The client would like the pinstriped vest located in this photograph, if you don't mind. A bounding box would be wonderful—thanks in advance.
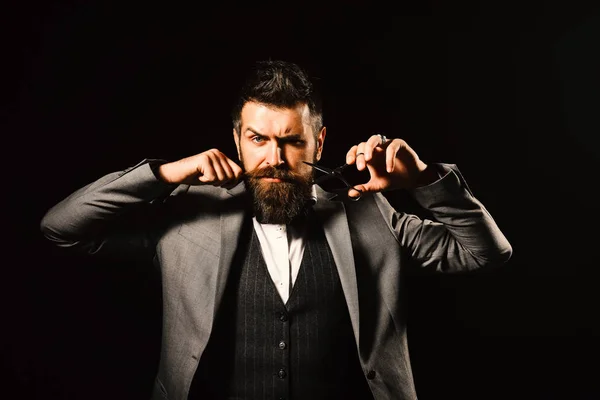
[189,211,373,400]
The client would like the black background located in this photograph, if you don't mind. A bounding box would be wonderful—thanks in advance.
[3,1,600,399]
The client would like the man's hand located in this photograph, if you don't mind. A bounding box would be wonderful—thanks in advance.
[345,135,430,198]
[157,149,243,188]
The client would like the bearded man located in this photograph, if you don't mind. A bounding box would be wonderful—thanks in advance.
[40,60,512,400]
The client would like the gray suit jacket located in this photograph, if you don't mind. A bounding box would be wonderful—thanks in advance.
[40,159,512,400]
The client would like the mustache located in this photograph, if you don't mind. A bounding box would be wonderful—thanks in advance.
[245,165,307,182]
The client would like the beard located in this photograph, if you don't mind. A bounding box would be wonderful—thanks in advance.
[243,164,314,225]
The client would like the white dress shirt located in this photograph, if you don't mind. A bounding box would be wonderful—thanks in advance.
[252,186,317,304]
[252,219,306,304]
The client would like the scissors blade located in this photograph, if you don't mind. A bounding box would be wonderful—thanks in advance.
[302,161,334,175]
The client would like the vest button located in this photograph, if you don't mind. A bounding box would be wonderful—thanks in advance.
[277,368,287,379]
[366,370,376,380]
[278,340,287,350]
[278,312,288,322]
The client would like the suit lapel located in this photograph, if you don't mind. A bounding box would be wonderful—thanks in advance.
[215,183,248,309]
[313,187,360,347]
[199,184,360,347]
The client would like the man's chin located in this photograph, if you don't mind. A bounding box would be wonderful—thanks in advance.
[247,180,311,224]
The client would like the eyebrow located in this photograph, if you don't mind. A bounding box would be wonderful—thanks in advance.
[244,127,265,137]
[245,127,305,141]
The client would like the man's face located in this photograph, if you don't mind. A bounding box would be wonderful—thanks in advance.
[234,101,325,177]
[233,101,326,224]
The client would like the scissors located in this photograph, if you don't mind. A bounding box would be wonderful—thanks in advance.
[303,161,363,201]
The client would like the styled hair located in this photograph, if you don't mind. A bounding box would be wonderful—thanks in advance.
[232,60,323,137]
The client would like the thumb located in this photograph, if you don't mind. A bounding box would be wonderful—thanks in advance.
[197,171,214,183]
[347,165,380,199]
[347,184,367,200]
[348,181,380,197]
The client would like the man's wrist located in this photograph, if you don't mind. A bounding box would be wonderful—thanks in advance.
[149,161,172,184]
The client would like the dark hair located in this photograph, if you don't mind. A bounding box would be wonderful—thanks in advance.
[232,60,323,137]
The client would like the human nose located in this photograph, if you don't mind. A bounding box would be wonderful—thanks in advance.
[265,141,285,166]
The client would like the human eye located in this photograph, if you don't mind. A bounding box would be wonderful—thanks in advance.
[284,137,305,146]
[251,136,265,144]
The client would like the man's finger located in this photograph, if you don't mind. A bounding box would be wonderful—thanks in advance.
[385,139,401,173]
[223,159,244,188]
[205,152,227,182]
[355,142,367,171]
[346,145,359,165]
[217,156,236,181]
[227,158,244,180]
[216,156,244,188]
[363,134,384,162]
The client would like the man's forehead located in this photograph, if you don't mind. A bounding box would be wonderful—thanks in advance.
[241,102,312,133]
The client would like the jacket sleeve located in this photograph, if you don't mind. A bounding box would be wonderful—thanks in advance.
[39,159,183,259]
[373,163,513,272]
